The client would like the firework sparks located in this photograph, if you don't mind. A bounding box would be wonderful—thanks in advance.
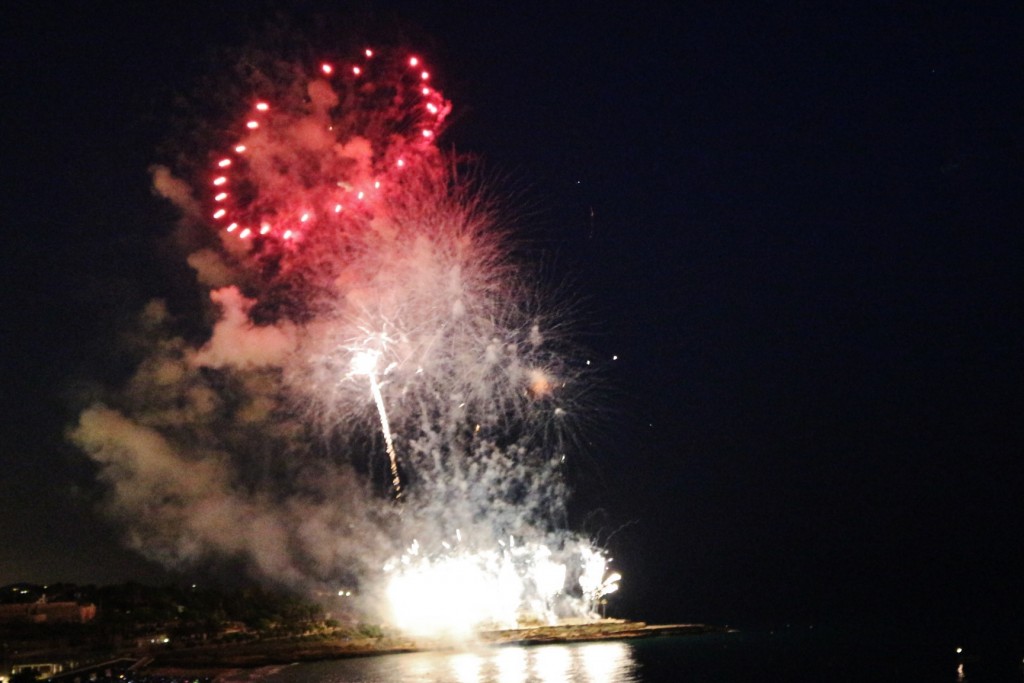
[383,533,616,637]
[349,347,401,499]
[203,48,451,278]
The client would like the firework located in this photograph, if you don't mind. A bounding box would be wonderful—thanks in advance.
[202,48,452,297]
[199,46,618,633]
[75,44,619,638]
[383,533,619,636]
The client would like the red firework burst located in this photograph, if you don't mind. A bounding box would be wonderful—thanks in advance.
[205,48,451,263]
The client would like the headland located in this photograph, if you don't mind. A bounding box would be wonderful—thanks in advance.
[142,620,729,678]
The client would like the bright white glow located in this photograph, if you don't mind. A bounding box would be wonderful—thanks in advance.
[386,547,522,637]
[255,102,269,112]
[495,647,528,683]
[384,538,618,638]
[217,158,231,168]
[534,549,567,599]
[534,646,571,683]
[450,653,482,683]
[350,350,379,376]
[213,209,226,219]
[578,547,621,612]
[580,642,634,681]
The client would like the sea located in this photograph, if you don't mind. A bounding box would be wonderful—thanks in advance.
[218,625,1024,683]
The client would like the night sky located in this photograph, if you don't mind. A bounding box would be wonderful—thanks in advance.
[3,2,1023,638]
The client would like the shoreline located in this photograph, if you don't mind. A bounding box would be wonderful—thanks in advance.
[144,621,730,677]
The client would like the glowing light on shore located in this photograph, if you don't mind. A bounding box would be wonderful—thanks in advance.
[384,538,618,637]
[386,546,521,637]
[578,547,622,612]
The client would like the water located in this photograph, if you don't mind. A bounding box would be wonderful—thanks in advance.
[228,627,1024,683]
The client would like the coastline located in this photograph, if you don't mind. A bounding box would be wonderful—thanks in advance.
[144,621,730,677]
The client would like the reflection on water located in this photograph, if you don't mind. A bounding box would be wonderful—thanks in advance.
[451,651,482,683]
[495,647,528,683]
[214,629,1024,683]
[256,640,638,683]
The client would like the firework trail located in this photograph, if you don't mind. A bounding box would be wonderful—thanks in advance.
[349,349,401,498]
[71,44,619,636]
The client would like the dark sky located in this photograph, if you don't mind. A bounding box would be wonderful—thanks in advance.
[3,2,1023,636]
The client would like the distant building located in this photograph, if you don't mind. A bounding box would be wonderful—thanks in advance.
[0,600,96,624]
[10,662,65,678]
